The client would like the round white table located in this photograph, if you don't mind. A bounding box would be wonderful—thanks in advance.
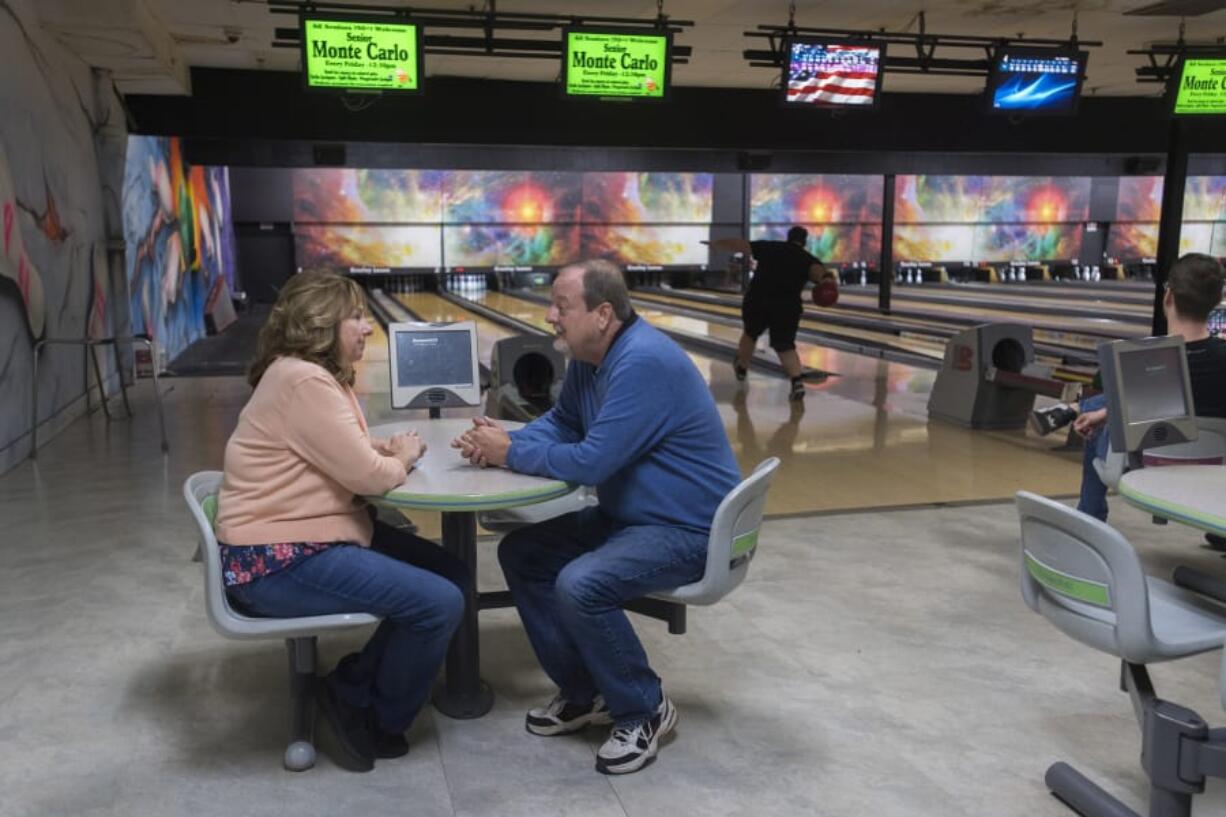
[368,418,575,718]
[1118,465,1226,537]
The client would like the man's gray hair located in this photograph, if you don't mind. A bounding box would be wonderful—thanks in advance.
[569,259,634,321]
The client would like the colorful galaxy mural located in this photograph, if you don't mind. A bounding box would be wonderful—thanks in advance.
[444,171,582,225]
[583,225,710,267]
[123,136,235,363]
[1184,176,1226,222]
[583,173,712,224]
[1116,176,1163,222]
[444,224,579,268]
[893,225,975,262]
[895,175,1089,223]
[894,176,986,223]
[1105,223,1158,261]
[290,169,713,270]
[974,223,1084,262]
[1107,176,1226,261]
[292,168,443,223]
[296,225,442,271]
[749,174,882,224]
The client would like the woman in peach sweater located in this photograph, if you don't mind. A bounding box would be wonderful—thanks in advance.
[215,272,466,772]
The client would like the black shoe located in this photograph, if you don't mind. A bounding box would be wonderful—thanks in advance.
[1029,403,1077,436]
[373,729,410,759]
[789,379,805,401]
[1206,533,1226,552]
[734,363,748,382]
[315,679,375,772]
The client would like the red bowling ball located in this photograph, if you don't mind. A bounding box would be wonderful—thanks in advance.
[811,279,839,307]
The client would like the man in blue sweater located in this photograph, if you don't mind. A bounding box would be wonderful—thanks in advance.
[452,259,741,775]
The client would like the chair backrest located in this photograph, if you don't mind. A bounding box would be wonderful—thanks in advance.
[184,471,246,638]
[661,457,780,606]
[182,471,378,639]
[1016,490,1157,662]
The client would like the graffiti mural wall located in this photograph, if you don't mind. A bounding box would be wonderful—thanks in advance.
[123,136,235,365]
[0,0,129,472]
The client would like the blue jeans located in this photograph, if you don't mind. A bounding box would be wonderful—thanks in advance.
[227,521,468,734]
[1077,393,1111,521]
[498,507,707,727]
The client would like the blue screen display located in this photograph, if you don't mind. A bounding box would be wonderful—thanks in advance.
[989,52,1081,115]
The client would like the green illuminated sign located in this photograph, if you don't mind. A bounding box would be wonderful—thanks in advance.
[1173,58,1226,115]
[302,18,421,92]
[564,30,669,99]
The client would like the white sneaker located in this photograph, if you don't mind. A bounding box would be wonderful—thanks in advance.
[525,693,612,736]
[595,694,677,775]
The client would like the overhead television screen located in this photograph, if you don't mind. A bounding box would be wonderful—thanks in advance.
[563,27,670,100]
[1171,58,1226,115]
[301,15,423,93]
[986,48,1084,116]
[782,39,885,108]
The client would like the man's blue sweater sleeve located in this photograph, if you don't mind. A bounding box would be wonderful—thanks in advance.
[507,354,669,483]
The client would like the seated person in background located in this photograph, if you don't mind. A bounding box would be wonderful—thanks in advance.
[1033,253,1226,522]
[215,271,467,772]
[451,260,741,775]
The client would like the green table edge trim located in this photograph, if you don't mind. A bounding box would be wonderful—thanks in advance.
[376,482,576,512]
[1024,550,1112,608]
[1119,480,1226,536]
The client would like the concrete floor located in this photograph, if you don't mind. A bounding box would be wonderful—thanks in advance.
[2,376,1225,817]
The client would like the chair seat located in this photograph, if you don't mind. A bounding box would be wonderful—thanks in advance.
[1147,578,1226,659]
[209,608,379,641]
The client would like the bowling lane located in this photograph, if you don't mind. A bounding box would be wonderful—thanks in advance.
[845,283,1153,317]
[354,299,391,396]
[461,290,730,378]
[390,292,517,367]
[835,290,1148,340]
[487,288,948,408]
[950,279,1155,304]
[632,290,950,363]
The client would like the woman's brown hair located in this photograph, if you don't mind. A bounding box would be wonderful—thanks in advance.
[248,272,366,388]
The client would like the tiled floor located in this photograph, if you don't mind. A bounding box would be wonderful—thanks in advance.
[3,372,1225,816]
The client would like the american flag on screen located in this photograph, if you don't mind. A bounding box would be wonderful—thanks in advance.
[786,43,881,106]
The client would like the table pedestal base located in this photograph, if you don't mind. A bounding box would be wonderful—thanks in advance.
[432,680,494,720]
[435,510,494,719]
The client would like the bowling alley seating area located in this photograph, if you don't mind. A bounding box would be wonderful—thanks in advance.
[5,1,1226,816]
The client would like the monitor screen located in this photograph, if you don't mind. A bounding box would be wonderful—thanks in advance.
[1171,57,1226,115]
[783,40,885,108]
[1118,344,1190,422]
[986,48,1084,116]
[301,16,423,93]
[394,329,475,387]
[563,28,670,100]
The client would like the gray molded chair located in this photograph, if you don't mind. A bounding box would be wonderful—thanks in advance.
[1016,490,1226,817]
[479,458,780,628]
[651,457,780,606]
[183,471,379,772]
[1093,417,1226,491]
